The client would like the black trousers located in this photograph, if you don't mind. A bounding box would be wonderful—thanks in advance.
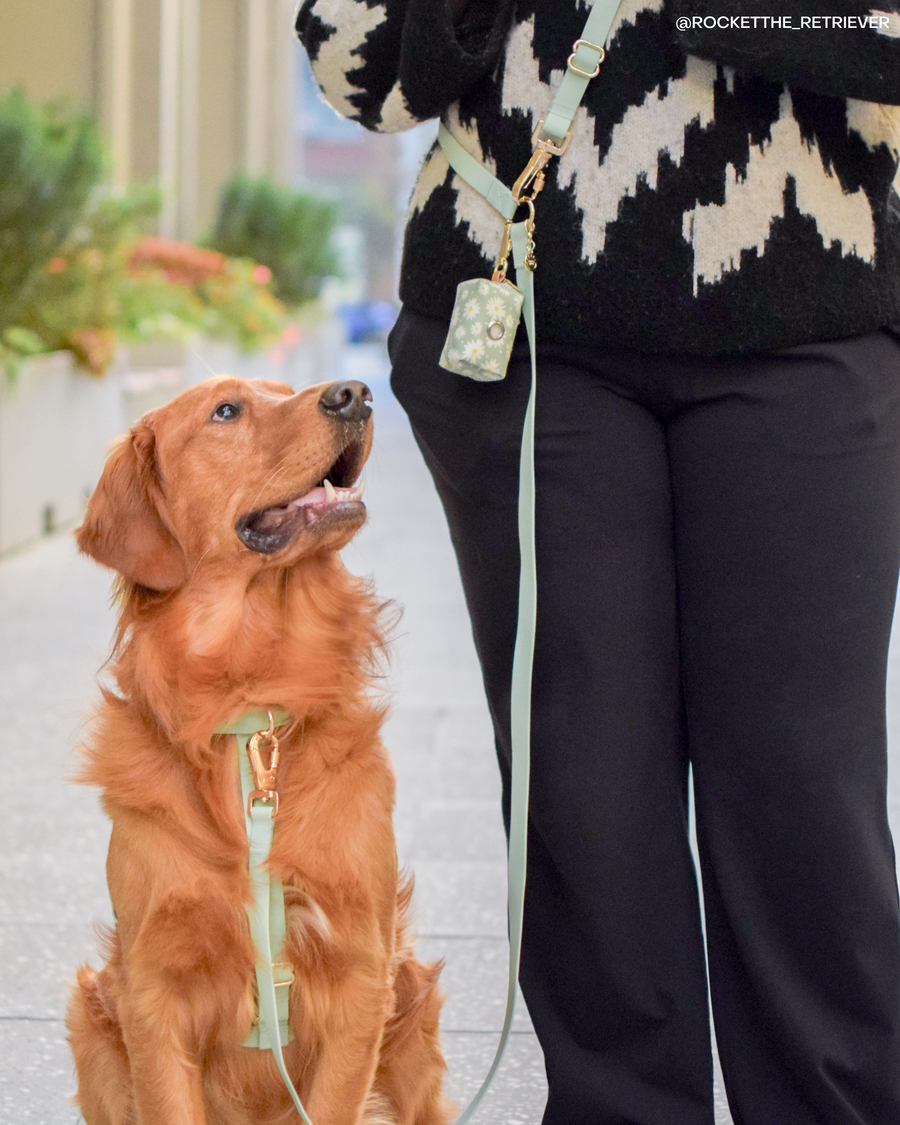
[389,309,900,1125]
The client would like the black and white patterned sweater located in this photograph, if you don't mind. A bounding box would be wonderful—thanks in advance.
[296,0,900,355]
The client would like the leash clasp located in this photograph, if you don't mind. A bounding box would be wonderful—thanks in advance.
[511,120,572,204]
[247,710,281,815]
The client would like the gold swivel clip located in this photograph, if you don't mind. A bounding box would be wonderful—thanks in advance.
[247,710,281,815]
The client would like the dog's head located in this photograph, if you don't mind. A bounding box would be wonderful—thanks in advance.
[77,376,373,591]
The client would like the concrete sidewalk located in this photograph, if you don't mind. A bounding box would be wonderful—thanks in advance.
[3,343,900,1124]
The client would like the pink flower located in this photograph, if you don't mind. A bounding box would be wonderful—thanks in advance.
[47,257,67,274]
[252,264,272,284]
[282,324,302,346]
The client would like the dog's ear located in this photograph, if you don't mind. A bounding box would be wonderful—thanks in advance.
[77,423,187,591]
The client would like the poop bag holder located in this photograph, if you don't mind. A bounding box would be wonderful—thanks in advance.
[439,276,524,382]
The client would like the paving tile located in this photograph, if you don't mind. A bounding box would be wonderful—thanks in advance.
[388,707,502,799]
[408,861,509,939]
[441,1031,547,1125]
[0,1019,83,1124]
[416,936,534,1034]
[0,807,110,926]
[0,924,99,1020]
[0,790,108,852]
[401,799,507,864]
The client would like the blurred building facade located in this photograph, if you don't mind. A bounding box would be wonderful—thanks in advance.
[0,0,431,303]
[0,0,298,240]
[294,55,435,305]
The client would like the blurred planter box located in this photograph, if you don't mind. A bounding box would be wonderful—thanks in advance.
[0,351,124,555]
[119,343,186,427]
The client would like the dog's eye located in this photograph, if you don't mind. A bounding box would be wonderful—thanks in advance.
[211,402,242,423]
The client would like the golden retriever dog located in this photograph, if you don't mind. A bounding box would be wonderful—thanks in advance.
[67,376,453,1125]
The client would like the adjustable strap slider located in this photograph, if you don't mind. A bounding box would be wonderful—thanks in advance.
[567,38,605,79]
[273,961,294,989]
[252,962,294,1023]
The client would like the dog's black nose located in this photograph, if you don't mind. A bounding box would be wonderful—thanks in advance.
[318,381,372,423]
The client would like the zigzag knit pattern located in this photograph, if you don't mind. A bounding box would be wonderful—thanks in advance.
[297,0,900,355]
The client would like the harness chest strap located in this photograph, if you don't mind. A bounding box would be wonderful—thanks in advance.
[230,709,294,1049]
[216,709,313,1125]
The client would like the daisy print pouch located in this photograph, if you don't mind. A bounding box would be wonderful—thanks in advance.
[439,277,523,382]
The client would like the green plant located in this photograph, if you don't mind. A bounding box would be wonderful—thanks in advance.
[12,184,159,371]
[0,88,106,337]
[208,175,339,306]
[2,185,286,375]
[0,92,289,376]
[124,236,285,355]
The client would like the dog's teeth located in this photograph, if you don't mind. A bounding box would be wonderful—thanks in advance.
[356,479,366,500]
[323,479,336,502]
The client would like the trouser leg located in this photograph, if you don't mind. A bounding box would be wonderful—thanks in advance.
[389,310,714,1125]
[666,331,900,1125]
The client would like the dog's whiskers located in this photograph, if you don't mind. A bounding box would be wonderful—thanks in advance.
[189,544,214,581]
[247,461,289,512]
[188,345,220,379]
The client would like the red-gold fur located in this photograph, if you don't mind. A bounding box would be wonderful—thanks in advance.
[67,376,453,1125]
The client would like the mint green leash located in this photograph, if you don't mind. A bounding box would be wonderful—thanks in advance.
[214,6,621,1121]
[437,3,622,1120]
[231,708,294,1050]
[451,221,538,1125]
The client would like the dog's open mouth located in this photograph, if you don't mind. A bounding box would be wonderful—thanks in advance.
[236,439,368,554]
